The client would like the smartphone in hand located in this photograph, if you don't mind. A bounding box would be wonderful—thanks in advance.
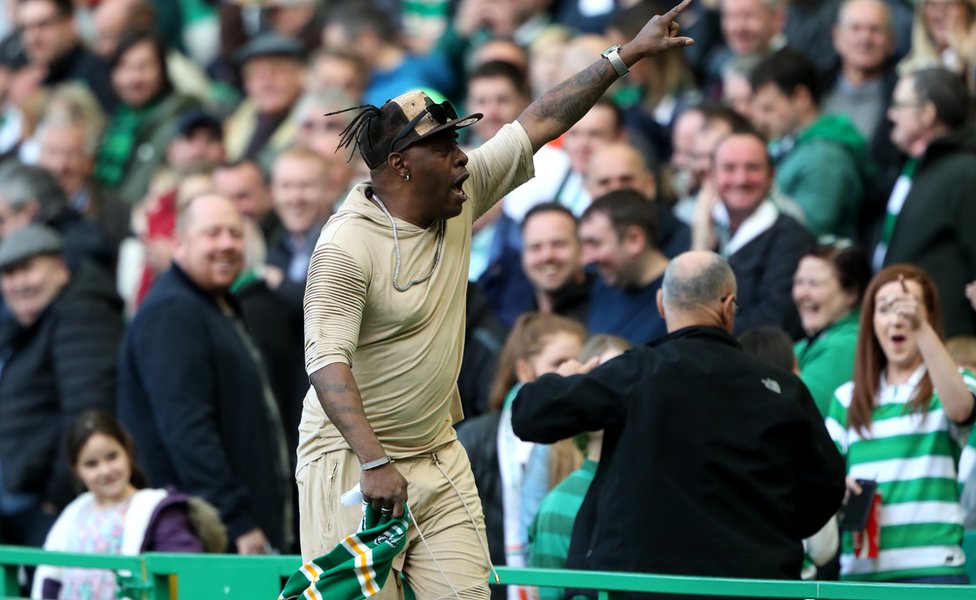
[839,479,878,531]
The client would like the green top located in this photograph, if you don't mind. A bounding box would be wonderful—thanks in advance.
[825,367,976,581]
[528,460,598,600]
[794,310,860,416]
[773,114,875,238]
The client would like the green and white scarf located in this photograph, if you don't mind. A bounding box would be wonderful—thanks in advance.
[872,158,916,271]
[94,100,159,187]
[279,505,410,600]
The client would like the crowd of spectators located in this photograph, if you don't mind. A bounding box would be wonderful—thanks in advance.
[0,0,975,596]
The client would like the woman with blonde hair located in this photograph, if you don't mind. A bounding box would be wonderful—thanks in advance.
[899,0,976,76]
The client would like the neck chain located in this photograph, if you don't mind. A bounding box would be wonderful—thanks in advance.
[372,194,446,292]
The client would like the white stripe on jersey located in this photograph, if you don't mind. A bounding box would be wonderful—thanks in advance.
[880,501,963,527]
[841,545,965,575]
[848,455,958,484]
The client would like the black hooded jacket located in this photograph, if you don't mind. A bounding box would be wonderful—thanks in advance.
[513,326,845,597]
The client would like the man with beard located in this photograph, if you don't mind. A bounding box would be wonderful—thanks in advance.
[584,141,691,259]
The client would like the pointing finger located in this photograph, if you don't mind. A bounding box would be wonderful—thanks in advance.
[663,0,693,21]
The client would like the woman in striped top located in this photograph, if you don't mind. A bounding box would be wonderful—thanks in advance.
[825,264,976,583]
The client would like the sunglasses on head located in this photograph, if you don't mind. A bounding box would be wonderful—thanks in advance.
[389,100,458,154]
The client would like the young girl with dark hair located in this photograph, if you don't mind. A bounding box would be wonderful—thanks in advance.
[32,411,224,599]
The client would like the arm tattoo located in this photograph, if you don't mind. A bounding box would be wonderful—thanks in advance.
[320,383,360,394]
[526,60,614,130]
[327,404,366,416]
[322,398,367,438]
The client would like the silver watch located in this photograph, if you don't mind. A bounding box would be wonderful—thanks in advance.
[601,44,629,78]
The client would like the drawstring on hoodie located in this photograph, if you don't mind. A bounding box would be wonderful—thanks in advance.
[371,193,446,292]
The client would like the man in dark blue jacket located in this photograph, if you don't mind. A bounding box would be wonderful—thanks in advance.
[513,251,845,598]
[118,193,291,554]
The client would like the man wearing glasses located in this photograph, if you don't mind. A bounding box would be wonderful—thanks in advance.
[512,250,845,585]
[14,0,116,111]
[876,67,976,338]
[298,2,695,597]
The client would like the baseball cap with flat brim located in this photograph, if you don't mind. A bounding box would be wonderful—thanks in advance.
[359,90,481,170]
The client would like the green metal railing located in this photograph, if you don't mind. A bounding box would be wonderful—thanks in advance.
[0,547,145,598]
[2,544,975,599]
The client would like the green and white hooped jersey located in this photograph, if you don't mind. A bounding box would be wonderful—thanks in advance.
[960,415,976,492]
[825,365,976,581]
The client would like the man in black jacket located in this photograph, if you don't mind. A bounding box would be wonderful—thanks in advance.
[877,67,976,337]
[512,251,845,598]
[118,193,292,554]
[0,225,122,546]
[691,131,812,337]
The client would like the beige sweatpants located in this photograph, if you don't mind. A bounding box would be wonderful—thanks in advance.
[297,440,492,599]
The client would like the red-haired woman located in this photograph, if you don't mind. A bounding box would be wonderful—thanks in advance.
[825,264,976,583]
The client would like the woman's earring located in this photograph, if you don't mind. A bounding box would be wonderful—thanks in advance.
[404,174,410,182]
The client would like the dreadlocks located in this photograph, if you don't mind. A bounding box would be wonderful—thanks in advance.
[327,104,383,168]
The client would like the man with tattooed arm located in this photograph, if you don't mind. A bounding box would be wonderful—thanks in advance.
[296,2,695,597]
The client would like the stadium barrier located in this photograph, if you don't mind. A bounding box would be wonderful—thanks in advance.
[1,536,975,599]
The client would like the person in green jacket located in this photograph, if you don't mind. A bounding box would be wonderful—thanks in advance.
[750,48,876,239]
[792,242,871,415]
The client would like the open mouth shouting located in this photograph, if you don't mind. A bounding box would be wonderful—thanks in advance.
[452,172,469,201]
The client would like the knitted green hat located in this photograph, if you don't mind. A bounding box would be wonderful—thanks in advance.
[279,505,410,600]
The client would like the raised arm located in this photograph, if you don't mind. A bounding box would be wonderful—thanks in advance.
[516,0,694,153]
[915,321,975,424]
[884,277,974,424]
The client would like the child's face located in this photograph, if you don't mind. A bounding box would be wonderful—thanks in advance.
[75,433,133,506]
[518,331,585,384]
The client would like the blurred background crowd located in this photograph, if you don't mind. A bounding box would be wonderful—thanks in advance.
[0,0,975,597]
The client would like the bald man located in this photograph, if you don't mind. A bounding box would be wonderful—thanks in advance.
[513,251,845,585]
[584,141,690,258]
[118,194,292,555]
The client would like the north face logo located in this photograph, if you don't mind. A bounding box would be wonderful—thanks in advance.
[762,378,781,394]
